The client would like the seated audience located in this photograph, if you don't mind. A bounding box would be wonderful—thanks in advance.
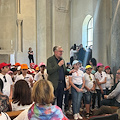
[16,64,33,87]
[0,63,13,99]
[14,80,68,120]
[11,80,32,111]
[34,62,48,81]
[0,79,10,112]
[101,69,120,107]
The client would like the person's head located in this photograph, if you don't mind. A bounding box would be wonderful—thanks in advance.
[116,69,120,80]
[53,46,63,59]
[35,67,39,73]
[78,60,82,67]
[39,62,46,73]
[29,47,32,51]
[72,60,79,70]
[0,63,10,74]
[85,65,92,74]
[15,63,21,68]
[17,66,21,75]
[79,44,83,48]
[30,63,35,69]
[105,66,112,74]
[89,58,97,66]
[97,63,104,72]
[11,68,17,75]
[13,80,32,106]
[32,80,54,105]
[67,63,71,67]
[0,79,3,93]
[21,64,28,75]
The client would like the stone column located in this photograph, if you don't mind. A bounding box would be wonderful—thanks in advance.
[17,19,23,52]
[111,0,120,74]
[92,0,111,65]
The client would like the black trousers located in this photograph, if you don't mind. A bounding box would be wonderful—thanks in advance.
[70,57,74,65]
[54,82,64,109]
[29,57,34,63]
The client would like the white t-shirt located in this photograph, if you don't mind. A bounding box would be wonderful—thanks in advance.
[95,71,107,90]
[0,73,13,97]
[106,74,114,90]
[84,73,95,92]
[71,69,84,85]
[34,71,48,81]
[0,112,11,120]
[70,49,77,58]
[15,74,33,87]
[11,102,32,111]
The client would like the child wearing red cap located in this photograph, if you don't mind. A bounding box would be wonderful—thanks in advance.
[95,63,107,108]
[0,63,13,99]
[104,66,114,95]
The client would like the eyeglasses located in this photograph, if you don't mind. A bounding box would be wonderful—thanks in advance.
[58,51,64,53]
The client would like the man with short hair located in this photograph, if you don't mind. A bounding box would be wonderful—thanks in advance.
[101,69,120,107]
[47,46,74,108]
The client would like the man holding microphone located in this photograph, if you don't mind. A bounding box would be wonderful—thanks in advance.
[47,46,74,109]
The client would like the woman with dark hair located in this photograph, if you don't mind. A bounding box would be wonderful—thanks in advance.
[89,58,97,75]
[11,80,32,111]
[28,47,34,64]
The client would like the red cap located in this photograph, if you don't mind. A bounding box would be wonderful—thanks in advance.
[105,66,110,70]
[0,63,11,70]
[15,63,21,66]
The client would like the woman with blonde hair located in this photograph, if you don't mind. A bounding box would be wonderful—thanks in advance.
[14,80,68,120]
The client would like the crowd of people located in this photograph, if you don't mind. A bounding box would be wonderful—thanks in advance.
[0,45,120,120]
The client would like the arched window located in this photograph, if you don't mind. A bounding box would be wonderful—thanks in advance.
[82,15,93,48]
[87,17,93,47]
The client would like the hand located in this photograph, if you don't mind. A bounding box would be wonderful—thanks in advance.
[76,88,83,92]
[104,95,108,99]
[87,88,91,92]
[90,87,95,91]
[69,69,77,74]
[29,78,33,83]
[58,60,64,66]
[64,88,67,91]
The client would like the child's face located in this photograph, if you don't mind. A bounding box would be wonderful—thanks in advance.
[73,63,79,70]
[1,66,9,73]
[78,63,82,67]
[40,66,45,72]
[21,69,28,74]
[105,68,110,74]
[86,68,92,74]
[98,66,103,71]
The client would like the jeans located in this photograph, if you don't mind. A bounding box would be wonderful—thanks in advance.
[84,92,92,104]
[96,89,106,108]
[71,84,83,114]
